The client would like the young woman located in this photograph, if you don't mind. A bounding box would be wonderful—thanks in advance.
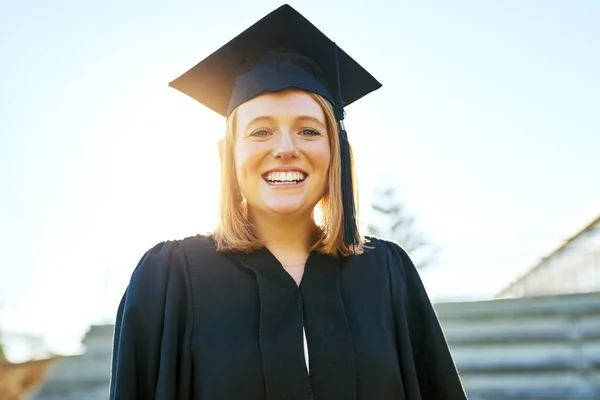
[110,5,467,400]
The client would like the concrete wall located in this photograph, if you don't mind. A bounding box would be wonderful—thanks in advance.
[31,293,600,399]
[439,291,600,399]
[30,326,113,400]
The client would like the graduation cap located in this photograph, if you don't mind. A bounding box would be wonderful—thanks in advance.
[169,4,381,247]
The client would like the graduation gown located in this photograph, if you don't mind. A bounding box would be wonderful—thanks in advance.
[110,235,467,400]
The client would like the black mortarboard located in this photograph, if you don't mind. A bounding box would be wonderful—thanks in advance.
[169,4,381,247]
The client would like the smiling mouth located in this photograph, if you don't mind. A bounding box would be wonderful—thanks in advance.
[262,171,307,186]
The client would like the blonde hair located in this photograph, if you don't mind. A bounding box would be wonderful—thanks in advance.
[213,92,364,256]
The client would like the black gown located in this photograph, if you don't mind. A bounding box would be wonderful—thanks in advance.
[109,235,467,399]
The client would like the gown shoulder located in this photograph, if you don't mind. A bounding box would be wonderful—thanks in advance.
[360,236,468,399]
[109,235,213,399]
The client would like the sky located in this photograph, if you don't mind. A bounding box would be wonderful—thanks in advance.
[1,0,599,359]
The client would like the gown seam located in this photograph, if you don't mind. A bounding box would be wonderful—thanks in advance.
[181,237,200,400]
[389,240,437,397]
[181,238,197,352]
[335,257,359,400]
[239,260,271,398]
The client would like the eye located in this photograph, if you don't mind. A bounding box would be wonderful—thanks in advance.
[300,128,322,137]
[249,129,271,137]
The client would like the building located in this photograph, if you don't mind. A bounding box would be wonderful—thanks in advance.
[30,216,600,398]
[30,326,113,400]
[498,215,600,298]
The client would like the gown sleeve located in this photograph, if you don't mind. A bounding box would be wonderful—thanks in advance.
[385,240,468,400]
[109,240,193,400]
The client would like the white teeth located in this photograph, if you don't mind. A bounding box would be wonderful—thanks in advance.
[265,171,306,184]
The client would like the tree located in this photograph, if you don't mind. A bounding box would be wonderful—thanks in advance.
[0,340,5,364]
[0,299,5,364]
[367,186,438,269]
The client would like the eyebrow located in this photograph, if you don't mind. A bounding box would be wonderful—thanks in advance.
[296,115,326,129]
[244,116,274,130]
[244,115,326,130]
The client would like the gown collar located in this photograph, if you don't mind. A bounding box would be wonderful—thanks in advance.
[235,247,358,399]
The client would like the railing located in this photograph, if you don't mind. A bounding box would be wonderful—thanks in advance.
[437,291,600,399]
[32,291,600,399]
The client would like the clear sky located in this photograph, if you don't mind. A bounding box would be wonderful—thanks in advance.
[1,0,599,359]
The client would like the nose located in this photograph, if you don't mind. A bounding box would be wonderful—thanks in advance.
[272,130,299,160]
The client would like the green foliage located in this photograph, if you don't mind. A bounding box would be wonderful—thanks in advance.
[367,186,438,269]
[0,336,5,364]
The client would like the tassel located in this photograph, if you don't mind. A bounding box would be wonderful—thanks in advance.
[335,103,359,248]
[333,43,359,248]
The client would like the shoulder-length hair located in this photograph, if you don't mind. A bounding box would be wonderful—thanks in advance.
[213,91,364,257]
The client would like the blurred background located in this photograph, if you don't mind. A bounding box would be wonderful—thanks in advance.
[1,0,599,398]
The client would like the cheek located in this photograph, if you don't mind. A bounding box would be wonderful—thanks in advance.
[234,144,263,182]
[312,143,331,175]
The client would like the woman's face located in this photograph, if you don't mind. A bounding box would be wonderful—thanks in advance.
[234,89,331,219]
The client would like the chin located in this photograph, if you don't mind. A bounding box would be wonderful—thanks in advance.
[261,197,315,216]
[265,203,307,215]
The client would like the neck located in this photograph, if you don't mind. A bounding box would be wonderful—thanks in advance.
[249,208,318,265]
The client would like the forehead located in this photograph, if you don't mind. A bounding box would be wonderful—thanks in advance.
[235,89,325,126]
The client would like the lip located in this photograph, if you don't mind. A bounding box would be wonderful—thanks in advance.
[263,178,307,189]
[262,166,309,176]
[261,166,308,188]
